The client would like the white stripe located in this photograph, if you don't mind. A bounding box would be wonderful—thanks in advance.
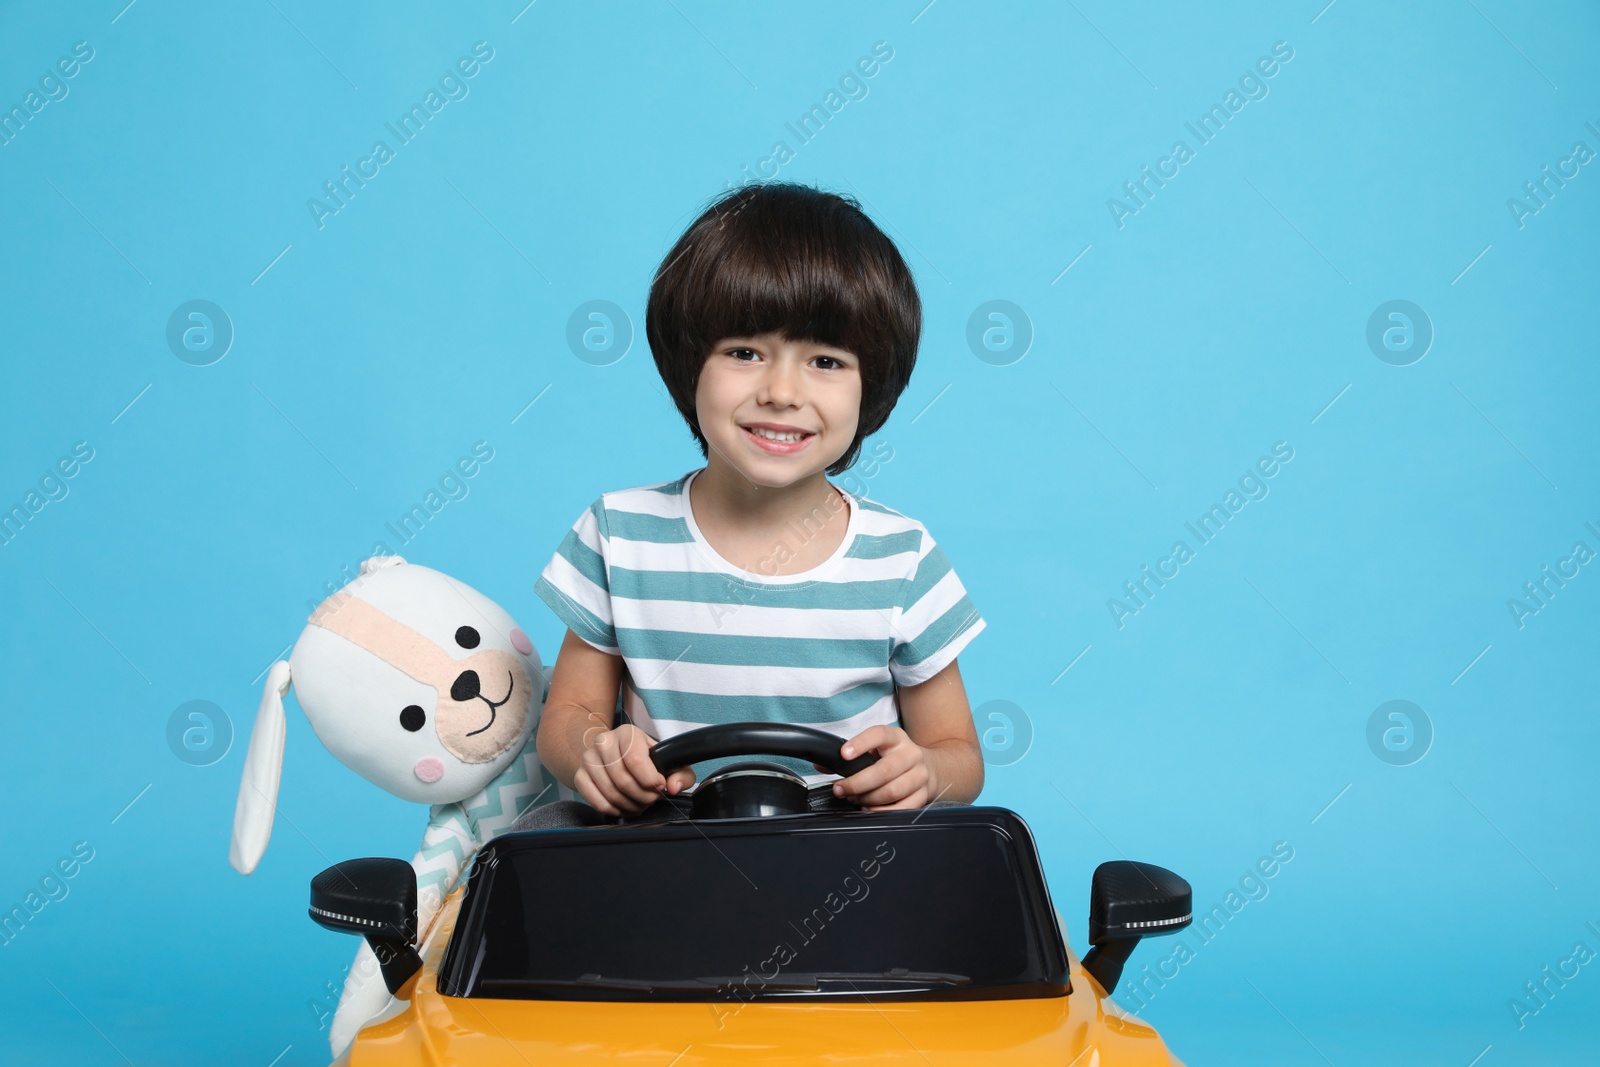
[624,658,895,698]
[615,541,915,583]
[891,617,985,687]
[614,597,908,639]
[900,569,974,632]
[540,554,612,627]
[631,693,896,738]
[603,483,684,520]
[570,504,606,549]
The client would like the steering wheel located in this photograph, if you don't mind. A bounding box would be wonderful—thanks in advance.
[645,722,880,820]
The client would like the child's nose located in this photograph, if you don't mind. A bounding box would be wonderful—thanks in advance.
[759,361,800,404]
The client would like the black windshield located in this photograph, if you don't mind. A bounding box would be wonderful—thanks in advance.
[438,807,1069,1001]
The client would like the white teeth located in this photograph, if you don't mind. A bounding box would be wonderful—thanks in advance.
[748,427,807,443]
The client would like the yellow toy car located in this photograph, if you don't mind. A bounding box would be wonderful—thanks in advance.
[309,723,1193,1065]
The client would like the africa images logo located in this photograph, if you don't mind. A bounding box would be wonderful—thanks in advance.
[1107,441,1295,629]
[306,42,495,230]
[1107,41,1295,229]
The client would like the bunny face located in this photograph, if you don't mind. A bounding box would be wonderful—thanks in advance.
[287,560,544,804]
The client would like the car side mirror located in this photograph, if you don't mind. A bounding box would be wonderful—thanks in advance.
[309,857,423,997]
[1080,860,1192,995]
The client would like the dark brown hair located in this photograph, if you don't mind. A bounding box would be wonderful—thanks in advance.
[645,182,921,475]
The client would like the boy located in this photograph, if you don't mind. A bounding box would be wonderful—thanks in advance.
[534,182,986,818]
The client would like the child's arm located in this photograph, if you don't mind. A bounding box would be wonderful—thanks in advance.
[831,658,983,809]
[536,628,695,816]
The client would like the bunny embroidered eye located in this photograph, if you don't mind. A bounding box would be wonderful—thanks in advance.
[399,705,426,732]
[455,626,480,649]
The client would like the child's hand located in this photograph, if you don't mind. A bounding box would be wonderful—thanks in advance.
[830,725,940,811]
[576,723,696,817]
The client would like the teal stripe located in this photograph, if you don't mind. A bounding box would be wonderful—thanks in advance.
[609,566,903,610]
[534,575,616,648]
[846,530,921,560]
[554,525,607,589]
[604,509,694,544]
[895,595,982,669]
[853,497,902,517]
[616,627,893,669]
[903,541,954,605]
[635,679,894,724]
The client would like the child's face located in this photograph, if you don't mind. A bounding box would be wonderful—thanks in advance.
[694,331,861,489]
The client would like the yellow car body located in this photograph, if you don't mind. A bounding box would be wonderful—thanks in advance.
[335,883,1185,1067]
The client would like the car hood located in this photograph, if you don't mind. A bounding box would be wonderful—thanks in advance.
[348,987,1176,1066]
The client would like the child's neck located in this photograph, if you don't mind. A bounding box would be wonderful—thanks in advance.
[690,462,849,574]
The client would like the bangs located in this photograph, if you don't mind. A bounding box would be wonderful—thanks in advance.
[678,197,895,364]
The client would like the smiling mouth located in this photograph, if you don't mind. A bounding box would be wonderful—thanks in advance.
[465,671,514,737]
[742,425,815,454]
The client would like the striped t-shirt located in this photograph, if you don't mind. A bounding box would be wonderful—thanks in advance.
[533,467,986,787]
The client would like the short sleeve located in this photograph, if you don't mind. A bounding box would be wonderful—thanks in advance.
[888,526,986,687]
[534,497,620,654]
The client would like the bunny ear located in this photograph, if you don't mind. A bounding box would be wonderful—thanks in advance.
[230,661,292,875]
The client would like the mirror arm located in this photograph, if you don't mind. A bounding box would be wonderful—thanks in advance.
[1081,938,1138,995]
[369,936,424,997]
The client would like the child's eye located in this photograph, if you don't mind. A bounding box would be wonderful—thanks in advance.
[728,347,760,362]
[813,356,845,371]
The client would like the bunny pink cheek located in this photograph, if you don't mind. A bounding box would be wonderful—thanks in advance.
[414,757,445,783]
[510,627,533,656]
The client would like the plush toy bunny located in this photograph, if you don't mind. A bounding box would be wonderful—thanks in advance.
[229,556,567,1056]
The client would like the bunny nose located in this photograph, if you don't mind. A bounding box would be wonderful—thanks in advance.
[451,670,480,702]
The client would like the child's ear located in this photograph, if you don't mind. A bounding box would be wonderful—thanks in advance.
[229,661,292,875]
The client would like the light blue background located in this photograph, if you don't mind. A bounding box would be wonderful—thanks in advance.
[2,1,1597,1064]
